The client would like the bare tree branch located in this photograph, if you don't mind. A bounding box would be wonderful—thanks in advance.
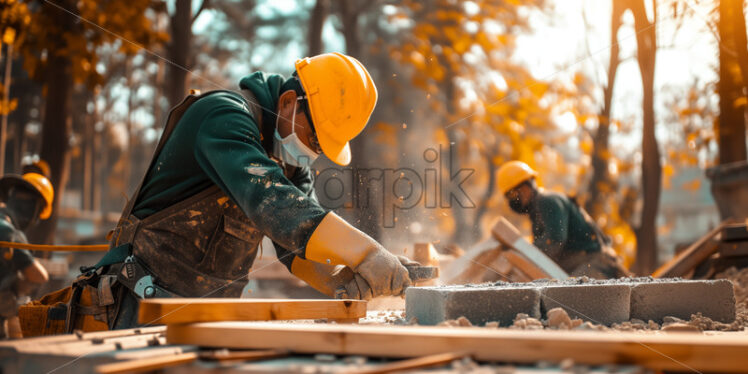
[192,0,210,24]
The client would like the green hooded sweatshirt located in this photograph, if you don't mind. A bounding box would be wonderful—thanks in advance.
[131,72,328,269]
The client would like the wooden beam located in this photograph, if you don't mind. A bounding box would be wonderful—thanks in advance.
[722,222,748,242]
[442,238,501,283]
[451,248,503,284]
[95,352,198,374]
[350,352,468,374]
[652,220,731,278]
[138,298,366,325]
[491,217,568,279]
[501,249,551,280]
[198,348,288,362]
[166,322,748,373]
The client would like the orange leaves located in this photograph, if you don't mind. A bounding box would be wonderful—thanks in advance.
[16,0,164,89]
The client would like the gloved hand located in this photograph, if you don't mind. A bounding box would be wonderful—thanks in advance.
[351,248,411,299]
[338,255,415,300]
[305,212,413,299]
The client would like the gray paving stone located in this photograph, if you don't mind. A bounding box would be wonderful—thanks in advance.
[405,286,541,326]
[629,279,736,323]
[541,284,631,325]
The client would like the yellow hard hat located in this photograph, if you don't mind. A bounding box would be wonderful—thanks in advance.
[22,172,54,220]
[497,161,537,195]
[295,52,378,166]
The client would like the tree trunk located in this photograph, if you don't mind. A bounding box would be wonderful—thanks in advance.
[586,0,625,216]
[165,0,192,110]
[339,1,361,58]
[338,1,381,238]
[0,43,12,175]
[27,54,73,244]
[717,0,748,164]
[440,75,471,247]
[631,0,660,275]
[308,0,328,56]
[471,151,497,240]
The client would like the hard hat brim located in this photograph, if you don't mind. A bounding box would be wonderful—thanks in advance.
[316,125,352,166]
[0,175,39,198]
[0,174,51,220]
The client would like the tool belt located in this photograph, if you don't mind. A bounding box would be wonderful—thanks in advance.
[18,247,176,337]
[19,271,117,337]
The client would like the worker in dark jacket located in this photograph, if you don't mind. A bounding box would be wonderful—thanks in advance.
[0,172,52,338]
[497,161,629,279]
[56,52,413,330]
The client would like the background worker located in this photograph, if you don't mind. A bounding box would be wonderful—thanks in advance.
[38,52,413,331]
[497,161,629,279]
[0,173,52,338]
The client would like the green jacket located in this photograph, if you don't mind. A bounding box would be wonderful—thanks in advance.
[0,208,33,284]
[131,72,328,269]
[529,190,604,258]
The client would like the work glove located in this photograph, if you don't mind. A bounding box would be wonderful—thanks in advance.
[291,254,412,300]
[338,255,415,300]
[348,249,411,299]
[305,212,413,299]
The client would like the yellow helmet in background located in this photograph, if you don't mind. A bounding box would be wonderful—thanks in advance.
[22,172,54,220]
[497,161,538,195]
[295,52,378,166]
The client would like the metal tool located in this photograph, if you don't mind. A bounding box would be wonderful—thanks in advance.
[117,255,157,298]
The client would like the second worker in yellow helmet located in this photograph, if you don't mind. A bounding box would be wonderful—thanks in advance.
[497,161,629,279]
[44,53,412,331]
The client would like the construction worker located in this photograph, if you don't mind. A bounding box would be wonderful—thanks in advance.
[0,173,52,338]
[22,52,412,333]
[497,161,629,279]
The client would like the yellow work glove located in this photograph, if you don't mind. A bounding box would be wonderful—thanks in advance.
[305,212,411,299]
[338,255,417,300]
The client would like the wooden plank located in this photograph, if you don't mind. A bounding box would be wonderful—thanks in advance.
[138,298,367,325]
[501,249,551,280]
[199,348,288,362]
[719,241,748,258]
[652,220,731,278]
[351,352,468,374]
[442,238,502,283]
[491,217,568,279]
[167,322,748,373]
[722,222,748,242]
[95,352,198,374]
[0,326,166,353]
[447,248,502,284]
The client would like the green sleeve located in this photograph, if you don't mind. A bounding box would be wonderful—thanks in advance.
[193,100,327,258]
[273,166,318,270]
[533,195,569,254]
[0,222,33,272]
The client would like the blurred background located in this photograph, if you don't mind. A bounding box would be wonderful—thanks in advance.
[0,0,746,291]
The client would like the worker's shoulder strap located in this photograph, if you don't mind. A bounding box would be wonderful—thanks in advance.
[115,90,235,223]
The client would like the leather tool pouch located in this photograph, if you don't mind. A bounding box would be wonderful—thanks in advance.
[18,271,120,337]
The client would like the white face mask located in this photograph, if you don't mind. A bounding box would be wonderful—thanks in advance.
[273,98,320,168]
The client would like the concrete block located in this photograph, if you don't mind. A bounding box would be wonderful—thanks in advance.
[405,286,541,326]
[630,279,736,323]
[541,284,630,325]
